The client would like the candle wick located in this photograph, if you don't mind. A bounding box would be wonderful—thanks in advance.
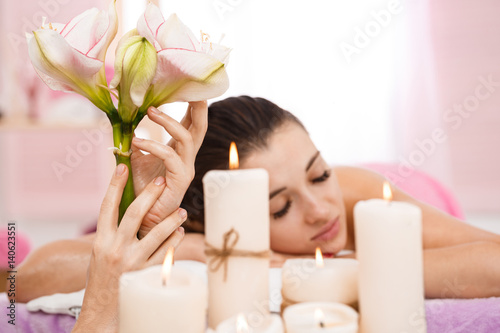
[319,321,325,328]
[162,277,167,287]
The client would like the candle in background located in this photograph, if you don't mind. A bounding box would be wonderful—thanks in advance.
[354,182,427,333]
[281,247,358,310]
[283,302,358,333]
[119,248,208,333]
[216,313,284,333]
[203,142,270,328]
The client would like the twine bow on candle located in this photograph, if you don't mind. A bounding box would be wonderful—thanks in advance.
[205,228,270,282]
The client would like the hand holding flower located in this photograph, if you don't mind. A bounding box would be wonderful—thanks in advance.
[72,164,186,332]
[130,101,208,239]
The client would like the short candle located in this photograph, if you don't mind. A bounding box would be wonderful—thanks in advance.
[281,248,358,309]
[283,301,358,333]
[119,261,207,333]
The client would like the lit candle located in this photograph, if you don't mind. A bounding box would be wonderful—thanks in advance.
[119,248,208,333]
[203,142,270,328]
[281,248,358,310]
[215,313,284,333]
[283,302,358,333]
[354,182,427,333]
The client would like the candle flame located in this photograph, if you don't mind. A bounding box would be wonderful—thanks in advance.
[161,246,175,287]
[236,313,249,333]
[229,142,239,170]
[315,247,324,268]
[315,308,326,328]
[383,181,393,202]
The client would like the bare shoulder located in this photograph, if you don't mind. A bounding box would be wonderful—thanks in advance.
[333,166,386,202]
[78,232,96,243]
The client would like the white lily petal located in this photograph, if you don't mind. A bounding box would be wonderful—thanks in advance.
[152,49,229,104]
[58,0,117,61]
[33,67,76,92]
[137,2,165,49]
[201,41,232,65]
[110,29,140,89]
[59,8,101,53]
[29,29,102,92]
[156,13,199,51]
[87,0,118,60]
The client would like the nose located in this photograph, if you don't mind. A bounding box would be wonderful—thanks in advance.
[303,191,329,225]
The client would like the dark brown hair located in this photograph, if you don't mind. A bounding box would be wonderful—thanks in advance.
[181,96,304,233]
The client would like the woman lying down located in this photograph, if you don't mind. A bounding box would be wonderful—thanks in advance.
[14,96,500,329]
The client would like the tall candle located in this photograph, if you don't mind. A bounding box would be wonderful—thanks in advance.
[119,264,207,333]
[203,142,270,328]
[354,182,427,333]
[281,248,358,310]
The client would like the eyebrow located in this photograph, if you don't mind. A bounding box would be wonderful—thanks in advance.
[306,151,321,171]
[269,151,321,200]
[270,187,286,199]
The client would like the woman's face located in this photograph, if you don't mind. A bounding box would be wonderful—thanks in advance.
[240,121,347,255]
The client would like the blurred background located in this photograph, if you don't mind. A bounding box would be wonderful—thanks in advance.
[0,0,498,251]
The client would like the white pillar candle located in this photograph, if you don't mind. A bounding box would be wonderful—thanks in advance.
[281,255,358,309]
[283,302,358,333]
[119,265,207,333]
[203,143,270,328]
[354,183,427,333]
[216,313,284,333]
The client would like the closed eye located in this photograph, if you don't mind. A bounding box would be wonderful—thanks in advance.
[312,169,331,183]
[273,200,292,219]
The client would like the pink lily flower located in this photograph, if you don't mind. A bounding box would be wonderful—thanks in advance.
[26,0,118,113]
[136,3,230,108]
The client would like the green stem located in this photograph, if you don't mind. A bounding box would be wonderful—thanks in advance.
[115,151,135,223]
[112,122,135,224]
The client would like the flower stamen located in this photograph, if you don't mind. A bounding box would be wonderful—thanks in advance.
[200,30,213,51]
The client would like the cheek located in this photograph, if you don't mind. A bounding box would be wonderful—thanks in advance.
[325,178,344,206]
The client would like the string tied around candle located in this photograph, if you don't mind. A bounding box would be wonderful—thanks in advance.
[205,228,270,282]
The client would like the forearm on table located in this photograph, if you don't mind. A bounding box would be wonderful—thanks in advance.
[174,233,206,262]
[423,241,500,299]
[14,238,93,303]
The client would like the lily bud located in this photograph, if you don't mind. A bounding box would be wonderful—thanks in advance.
[111,33,157,123]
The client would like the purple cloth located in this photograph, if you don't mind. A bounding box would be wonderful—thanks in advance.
[1,294,75,333]
[2,293,500,332]
[425,297,500,332]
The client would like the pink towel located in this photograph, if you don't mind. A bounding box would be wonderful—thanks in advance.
[0,227,31,269]
[362,163,465,219]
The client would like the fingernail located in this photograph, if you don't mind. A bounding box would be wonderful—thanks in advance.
[178,208,187,220]
[149,107,161,114]
[133,137,143,143]
[177,226,185,235]
[116,164,126,176]
[154,176,165,185]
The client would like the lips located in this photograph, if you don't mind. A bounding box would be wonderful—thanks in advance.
[311,217,340,242]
